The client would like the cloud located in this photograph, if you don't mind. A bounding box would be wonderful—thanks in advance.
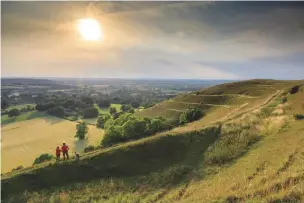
[1,2,304,79]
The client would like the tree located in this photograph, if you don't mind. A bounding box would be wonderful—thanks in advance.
[81,96,94,106]
[102,125,123,146]
[75,122,88,139]
[83,107,99,118]
[97,114,111,128]
[122,118,148,139]
[179,108,204,124]
[128,108,135,114]
[147,118,170,134]
[8,108,20,117]
[64,99,76,108]
[1,99,9,109]
[98,100,111,108]
[131,101,140,108]
[120,104,132,112]
[290,85,300,94]
[109,107,117,115]
[47,106,65,118]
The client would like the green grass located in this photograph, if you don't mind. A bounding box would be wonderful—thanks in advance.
[5,104,36,111]
[1,111,46,125]
[2,80,304,203]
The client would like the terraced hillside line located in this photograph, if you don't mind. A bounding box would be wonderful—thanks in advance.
[169,100,231,108]
[220,90,282,123]
[166,109,185,112]
[189,94,259,99]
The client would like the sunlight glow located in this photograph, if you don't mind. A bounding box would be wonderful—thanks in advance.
[77,18,103,41]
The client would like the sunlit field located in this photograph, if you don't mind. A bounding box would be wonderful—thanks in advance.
[1,116,103,173]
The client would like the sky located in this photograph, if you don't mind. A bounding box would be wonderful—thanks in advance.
[1,1,304,80]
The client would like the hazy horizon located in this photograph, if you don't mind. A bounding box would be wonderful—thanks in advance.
[2,2,304,80]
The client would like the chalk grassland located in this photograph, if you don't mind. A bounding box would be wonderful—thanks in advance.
[135,79,295,123]
[2,80,304,203]
[1,117,104,173]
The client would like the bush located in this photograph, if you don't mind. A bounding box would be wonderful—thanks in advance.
[75,122,88,139]
[290,85,300,94]
[1,99,9,109]
[109,107,117,115]
[281,97,288,104]
[102,125,124,146]
[47,106,65,118]
[84,145,96,153]
[12,165,24,172]
[258,107,273,118]
[294,113,304,120]
[120,104,132,112]
[7,108,20,117]
[204,123,260,165]
[97,114,111,128]
[122,118,149,139]
[33,153,53,165]
[98,100,111,108]
[146,118,171,134]
[83,107,99,118]
[179,108,204,124]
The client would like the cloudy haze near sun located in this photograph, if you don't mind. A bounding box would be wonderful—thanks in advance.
[2,1,304,79]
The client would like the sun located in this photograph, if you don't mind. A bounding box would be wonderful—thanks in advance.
[77,18,103,41]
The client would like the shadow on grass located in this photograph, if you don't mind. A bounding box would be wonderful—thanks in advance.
[1,125,221,199]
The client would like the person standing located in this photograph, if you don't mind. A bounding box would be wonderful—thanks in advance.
[61,143,69,160]
[56,146,61,162]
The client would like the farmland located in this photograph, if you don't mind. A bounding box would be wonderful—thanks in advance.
[1,116,103,173]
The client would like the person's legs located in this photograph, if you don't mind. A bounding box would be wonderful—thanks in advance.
[66,151,69,159]
[56,155,60,162]
[63,152,66,160]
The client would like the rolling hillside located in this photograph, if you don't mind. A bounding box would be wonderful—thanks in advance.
[2,79,304,203]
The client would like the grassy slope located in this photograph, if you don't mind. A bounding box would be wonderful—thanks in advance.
[2,80,304,203]
[135,79,295,124]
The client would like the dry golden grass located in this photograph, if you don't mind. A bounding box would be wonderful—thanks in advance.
[1,116,103,173]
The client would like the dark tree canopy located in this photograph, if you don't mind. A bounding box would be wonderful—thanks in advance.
[83,107,99,118]
[47,106,65,118]
[8,108,20,117]
[179,108,204,124]
[1,99,9,109]
[109,107,117,115]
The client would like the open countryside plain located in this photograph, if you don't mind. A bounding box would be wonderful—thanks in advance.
[1,116,103,173]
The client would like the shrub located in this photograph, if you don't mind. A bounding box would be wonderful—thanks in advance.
[97,114,111,128]
[1,99,9,109]
[146,118,171,134]
[75,122,88,139]
[33,153,53,165]
[102,125,123,146]
[47,106,65,118]
[204,123,261,165]
[281,97,288,104]
[84,145,95,153]
[120,104,132,112]
[179,108,204,124]
[98,100,111,108]
[12,165,24,172]
[122,118,148,139]
[7,108,20,117]
[83,107,99,118]
[258,107,273,118]
[294,113,304,120]
[290,85,300,94]
[109,107,117,115]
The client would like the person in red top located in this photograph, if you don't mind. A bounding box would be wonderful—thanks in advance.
[56,146,61,161]
[61,143,69,160]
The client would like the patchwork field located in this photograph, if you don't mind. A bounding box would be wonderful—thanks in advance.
[1,116,104,173]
